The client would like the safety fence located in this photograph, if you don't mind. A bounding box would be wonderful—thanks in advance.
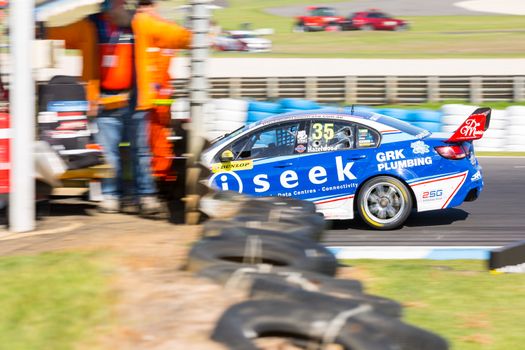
[172,98,525,152]
[171,75,525,105]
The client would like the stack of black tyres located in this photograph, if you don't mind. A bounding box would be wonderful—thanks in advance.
[187,193,449,350]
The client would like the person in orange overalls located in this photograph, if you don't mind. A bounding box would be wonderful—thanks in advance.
[47,0,191,215]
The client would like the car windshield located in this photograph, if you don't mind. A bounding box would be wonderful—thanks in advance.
[312,7,336,16]
[370,113,431,138]
[210,125,248,146]
[231,34,255,39]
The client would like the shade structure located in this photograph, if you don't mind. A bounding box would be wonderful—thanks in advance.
[35,0,104,24]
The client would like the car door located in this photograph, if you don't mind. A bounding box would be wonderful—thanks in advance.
[208,120,312,198]
[366,12,381,29]
[302,119,381,209]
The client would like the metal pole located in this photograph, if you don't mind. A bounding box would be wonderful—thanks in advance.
[185,0,211,224]
[188,0,210,157]
[9,0,35,232]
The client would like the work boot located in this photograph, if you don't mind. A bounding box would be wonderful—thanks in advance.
[120,196,140,215]
[139,196,162,216]
[98,197,120,214]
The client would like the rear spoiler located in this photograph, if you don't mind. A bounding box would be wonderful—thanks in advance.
[446,107,491,143]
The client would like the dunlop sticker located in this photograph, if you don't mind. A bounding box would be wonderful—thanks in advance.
[212,160,254,173]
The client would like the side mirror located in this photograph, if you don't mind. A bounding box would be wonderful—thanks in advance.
[220,150,234,162]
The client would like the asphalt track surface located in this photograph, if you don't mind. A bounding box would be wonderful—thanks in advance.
[266,0,507,17]
[323,157,525,247]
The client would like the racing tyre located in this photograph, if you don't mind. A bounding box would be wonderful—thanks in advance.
[357,176,412,230]
[360,24,374,31]
[187,235,338,276]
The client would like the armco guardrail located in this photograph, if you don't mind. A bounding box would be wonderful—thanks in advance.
[171,75,525,105]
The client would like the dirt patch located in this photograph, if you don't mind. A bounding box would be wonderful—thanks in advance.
[0,201,366,349]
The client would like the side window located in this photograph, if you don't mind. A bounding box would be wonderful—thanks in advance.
[356,125,380,148]
[307,121,355,153]
[226,122,300,160]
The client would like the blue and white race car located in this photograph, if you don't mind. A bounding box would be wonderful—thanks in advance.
[202,108,491,229]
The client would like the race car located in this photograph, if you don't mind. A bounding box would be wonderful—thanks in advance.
[202,108,490,229]
[213,30,272,52]
[348,10,409,31]
[294,6,347,32]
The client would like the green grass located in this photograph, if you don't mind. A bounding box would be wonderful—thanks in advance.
[345,259,525,350]
[0,252,114,350]
[46,0,525,58]
[207,0,525,58]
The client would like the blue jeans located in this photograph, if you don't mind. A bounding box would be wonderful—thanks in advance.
[96,105,157,200]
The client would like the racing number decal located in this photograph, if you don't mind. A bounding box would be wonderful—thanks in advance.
[312,123,334,141]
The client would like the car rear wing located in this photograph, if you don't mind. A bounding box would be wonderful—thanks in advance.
[446,107,491,143]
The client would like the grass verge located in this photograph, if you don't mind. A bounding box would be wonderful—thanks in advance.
[0,252,114,350]
[209,0,525,58]
[345,259,525,350]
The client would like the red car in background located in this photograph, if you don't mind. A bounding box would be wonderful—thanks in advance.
[349,10,409,31]
[294,6,347,32]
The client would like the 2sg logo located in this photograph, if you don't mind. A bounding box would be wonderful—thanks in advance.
[422,190,443,199]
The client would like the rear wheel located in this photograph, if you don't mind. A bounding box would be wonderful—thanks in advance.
[360,24,374,31]
[357,176,412,230]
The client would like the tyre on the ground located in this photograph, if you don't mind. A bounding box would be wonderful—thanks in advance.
[231,213,325,241]
[186,235,338,276]
[211,299,449,350]
[250,277,403,318]
[241,197,318,214]
[196,263,363,293]
[357,176,413,230]
[202,219,320,242]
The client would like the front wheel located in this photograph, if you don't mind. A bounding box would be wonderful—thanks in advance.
[357,176,412,230]
[293,22,306,32]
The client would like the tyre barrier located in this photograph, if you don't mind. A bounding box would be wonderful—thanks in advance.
[246,110,274,124]
[187,192,450,348]
[186,235,338,276]
[247,100,281,114]
[278,98,321,110]
[196,264,364,294]
[191,98,525,151]
[231,213,325,241]
[211,299,448,350]
[202,219,320,242]
[406,109,442,123]
[249,276,403,318]
[240,196,318,213]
